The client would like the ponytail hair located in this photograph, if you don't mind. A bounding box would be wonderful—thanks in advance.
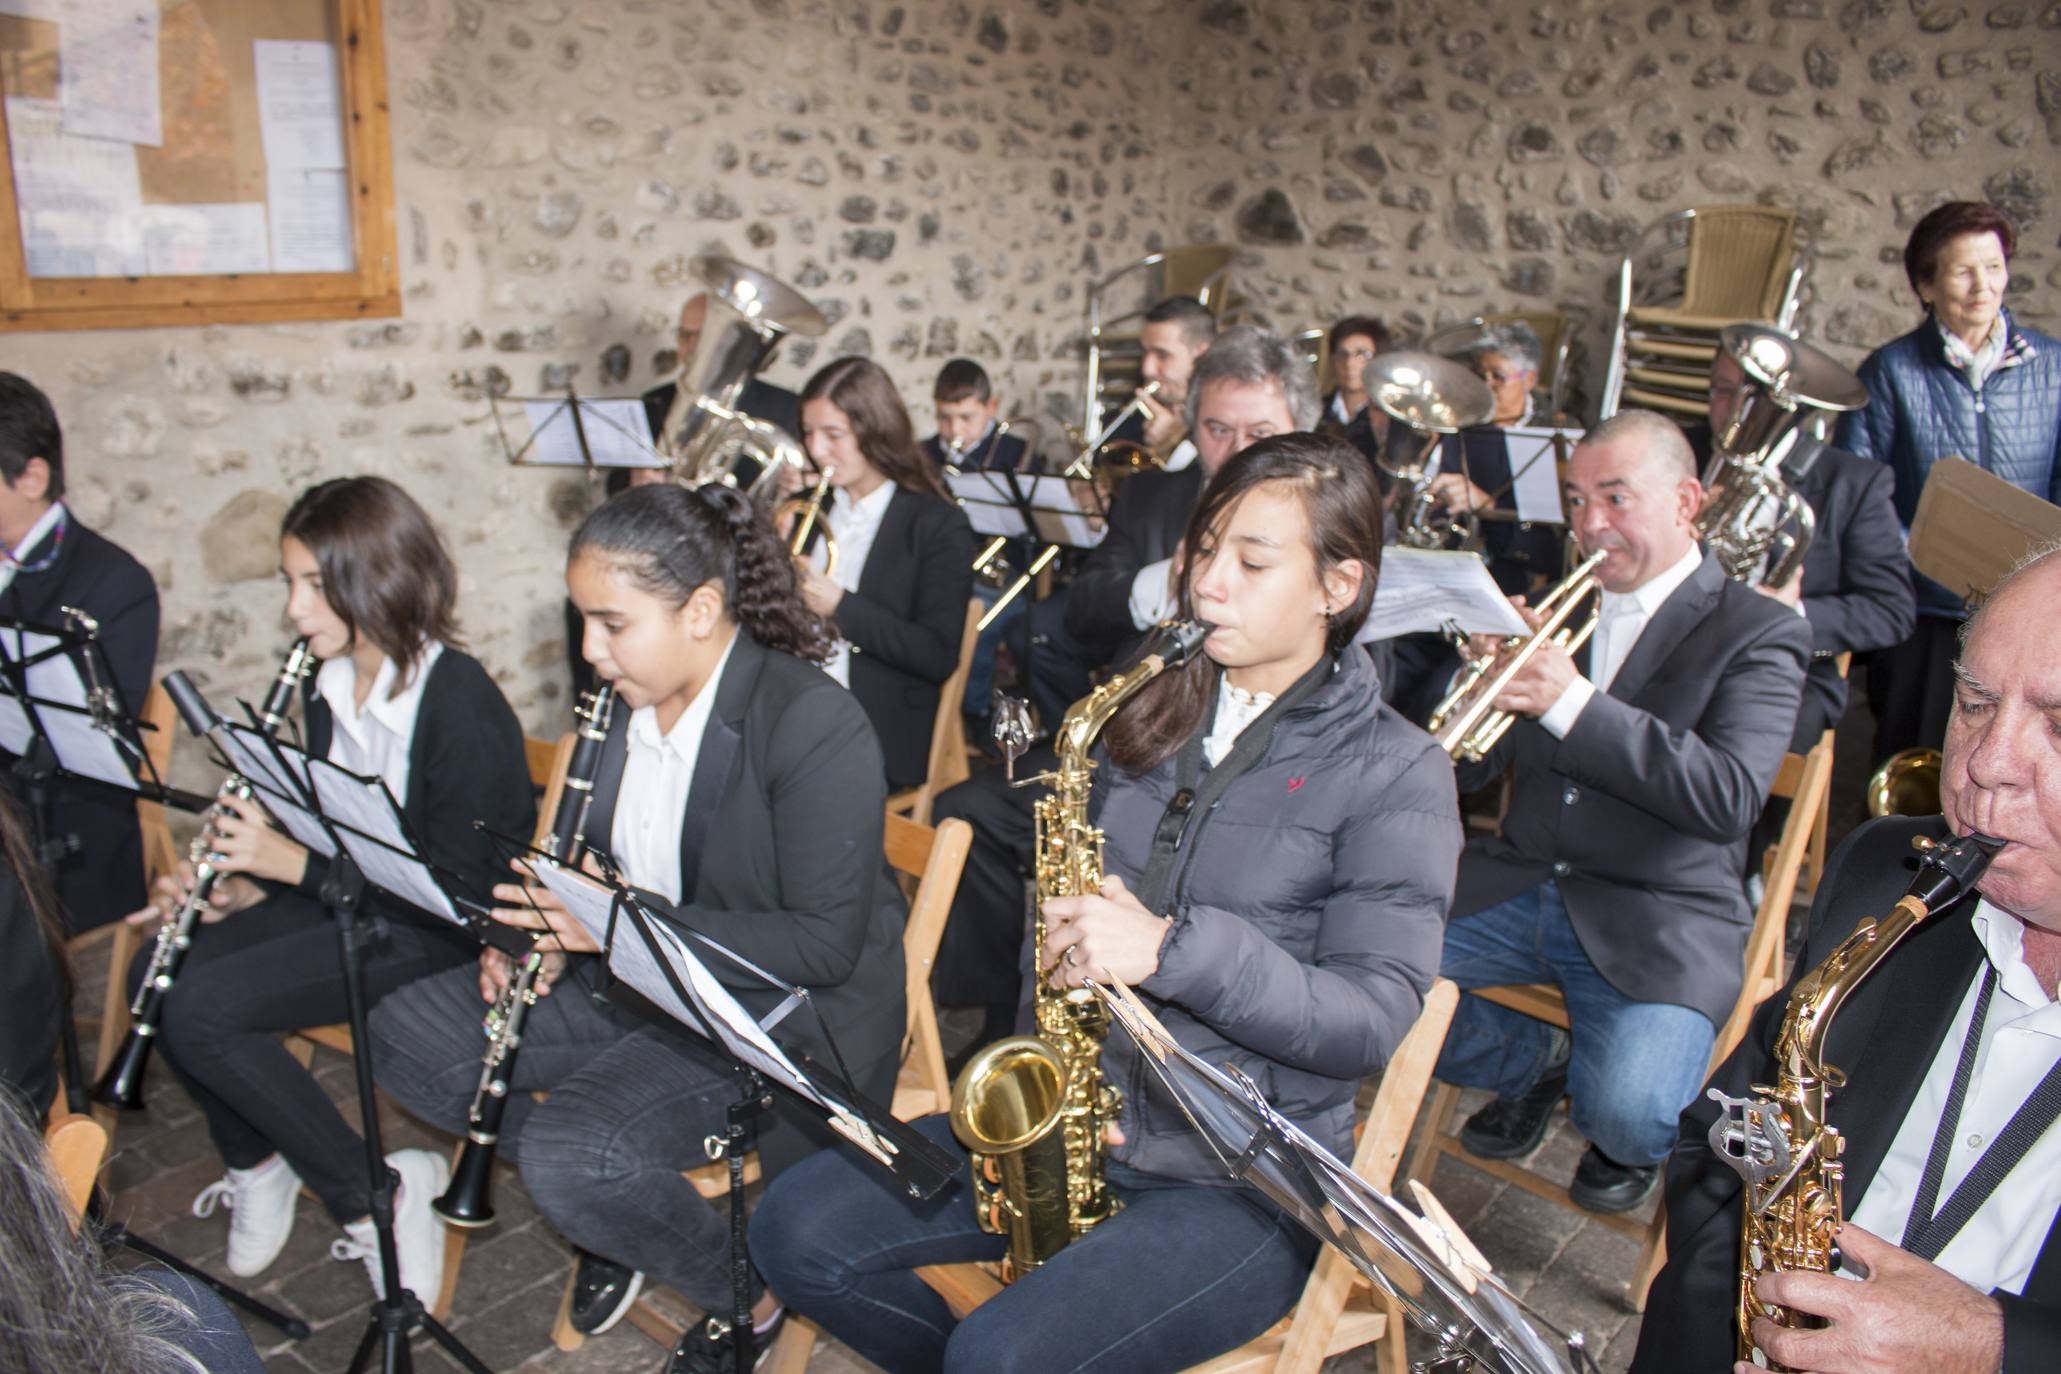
[569,483,833,664]
[799,357,950,501]
[1103,432,1383,774]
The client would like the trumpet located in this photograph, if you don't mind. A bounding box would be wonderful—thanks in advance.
[95,640,316,1110]
[773,466,838,579]
[1062,382,1163,480]
[1427,549,1608,763]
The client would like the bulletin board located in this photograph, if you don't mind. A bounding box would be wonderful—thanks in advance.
[0,0,396,331]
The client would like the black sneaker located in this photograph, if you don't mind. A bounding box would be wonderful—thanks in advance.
[1568,1145,1661,1214]
[665,1310,786,1374]
[1457,1032,1571,1161]
[567,1249,644,1336]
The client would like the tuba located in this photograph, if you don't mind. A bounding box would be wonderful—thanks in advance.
[950,620,1212,1280]
[95,641,317,1110]
[1697,325,1868,589]
[1706,830,1999,1371]
[1427,548,1608,764]
[1363,352,1498,550]
[662,257,828,501]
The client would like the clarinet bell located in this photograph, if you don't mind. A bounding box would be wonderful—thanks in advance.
[431,1141,499,1229]
[92,1032,154,1111]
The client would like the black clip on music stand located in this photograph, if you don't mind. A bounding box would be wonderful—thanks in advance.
[514,846,960,1374]
[1095,981,1600,1374]
[216,718,496,1374]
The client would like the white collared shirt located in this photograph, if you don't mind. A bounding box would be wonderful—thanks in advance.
[1202,677,1275,767]
[0,500,67,599]
[1161,438,1198,473]
[316,641,445,805]
[1847,901,2061,1296]
[1538,544,1703,737]
[611,629,737,904]
[814,480,896,689]
[1329,392,1360,427]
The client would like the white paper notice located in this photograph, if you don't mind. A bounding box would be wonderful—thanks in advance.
[139,203,270,275]
[1501,425,1580,525]
[253,40,346,170]
[266,168,353,273]
[7,96,146,278]
[518,399,663,468]
[1359,548,1533,643]
[60,0,162,147]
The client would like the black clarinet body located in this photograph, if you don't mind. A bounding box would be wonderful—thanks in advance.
[94,640,316,1110]
[435,683,614,1227]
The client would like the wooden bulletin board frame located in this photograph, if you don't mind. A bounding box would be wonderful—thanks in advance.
[0,0,396,332]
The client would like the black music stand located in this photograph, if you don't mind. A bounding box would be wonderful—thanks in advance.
[488,383,670,474]
[518,850,959,1374]
[1096,981,1599,1374]
[218,721,495,1374]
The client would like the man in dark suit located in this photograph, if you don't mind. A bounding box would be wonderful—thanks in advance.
[640,291,802,452]
[0,374,159,933]
[1688,344,1916,751]
[1435,410,1812,1213]
[1635,546,2061,1374]
[932,325,1320,1056]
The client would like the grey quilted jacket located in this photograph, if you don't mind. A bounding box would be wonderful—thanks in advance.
[1833,309,2061,618]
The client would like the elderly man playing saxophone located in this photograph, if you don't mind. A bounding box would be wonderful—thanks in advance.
[1635,542,2061,1374]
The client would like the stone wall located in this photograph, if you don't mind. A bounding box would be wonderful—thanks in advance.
[10,0,2057,763]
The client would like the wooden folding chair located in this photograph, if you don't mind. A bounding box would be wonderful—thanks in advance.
[547,814,974,1355]
[1404,731,1836,1310]
[44,1102,112,1230]
[887,600,983,828]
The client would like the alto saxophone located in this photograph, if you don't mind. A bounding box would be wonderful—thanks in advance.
[1706,830,2000,1370]
[435,682,615,1228]
[94,640,317,1110]
[949,619,1211,1280]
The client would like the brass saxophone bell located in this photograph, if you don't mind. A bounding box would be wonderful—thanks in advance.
[1867,747,1942,818]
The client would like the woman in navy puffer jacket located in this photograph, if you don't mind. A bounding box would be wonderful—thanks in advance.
[1833,200,2061,758]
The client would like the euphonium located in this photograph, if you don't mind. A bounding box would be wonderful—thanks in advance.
[1706,830,2000,1371]
[434,682,615,1228]
[949,619,1212,1280]
[1427,548,1607,764]
[94,640,316,1110]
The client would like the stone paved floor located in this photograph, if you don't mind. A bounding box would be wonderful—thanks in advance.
[73,681,1880,1372]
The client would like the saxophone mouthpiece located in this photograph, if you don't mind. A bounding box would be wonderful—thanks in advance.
[1155,619,1212,666]
[1907,830,2004,911]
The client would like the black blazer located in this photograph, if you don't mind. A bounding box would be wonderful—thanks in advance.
[580,632,907,1165]
[641,377,802,446]
[0,859,62,1120]
[922,430,1029,473]
[831,486,977,791]
[292,648,535,939]
[1434,428,1567,594]
[1,513,159,932]
[1454,551,1813,1025]
[1636,816,2061,1374]
[1063,463,1205,663]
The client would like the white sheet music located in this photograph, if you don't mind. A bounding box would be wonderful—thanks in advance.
[1020,475,1107,549]
[1359,548,1532,643]
[8,636,138,788]
[1499,425,1578,524]
[0,630,57,755]
[519,398,664,468]
[308,760,460,924]
[219,726,337,859]
[945,470,1028,537]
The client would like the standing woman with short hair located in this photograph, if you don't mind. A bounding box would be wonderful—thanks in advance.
[125,476,535,1304]
[792,357,977,791]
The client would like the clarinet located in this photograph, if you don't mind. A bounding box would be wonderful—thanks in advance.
[94,640,316,1110]
[434,683,615,1228]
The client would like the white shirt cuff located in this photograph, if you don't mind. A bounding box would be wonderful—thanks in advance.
[1129,558,1176,631]
[1537,676,1596,739]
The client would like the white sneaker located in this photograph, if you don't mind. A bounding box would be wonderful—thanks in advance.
[329,1149,450,1303]
[192,1153,302,1278]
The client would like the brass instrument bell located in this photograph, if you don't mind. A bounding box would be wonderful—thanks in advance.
[1362,352,1497,550]
[1867,746,1943,818]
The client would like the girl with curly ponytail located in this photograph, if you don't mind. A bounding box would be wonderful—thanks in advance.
[365,480,911,1368]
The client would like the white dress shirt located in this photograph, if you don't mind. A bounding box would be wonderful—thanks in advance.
[1201,677,1274,767]
[611,629,737,905]
[1537,544,1703,738]
[1847,901,2061,1296]
[0,500,67,600]
[814,480,897,689]
[1161,438,1198,473]
[316,641,445,806]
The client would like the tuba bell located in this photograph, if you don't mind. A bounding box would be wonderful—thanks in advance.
[1696,325,1868,589]
[1363,352,1498,550]
[661,256,829,501]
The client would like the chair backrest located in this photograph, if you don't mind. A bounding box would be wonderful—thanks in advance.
[905,601,983,826]
[42,1106,109,1230]
[1681,205,1798,322]
[528,733,575,849]
[885,813,972,1101]
[134,681,181,889]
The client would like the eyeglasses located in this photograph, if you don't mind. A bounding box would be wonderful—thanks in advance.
[1335,347,1377,362]
[1480,370,1532,387]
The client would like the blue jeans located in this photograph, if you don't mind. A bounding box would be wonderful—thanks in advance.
[1436,882,1715,1166]
[964,584,1026,714]
[750,1115,1317,1374]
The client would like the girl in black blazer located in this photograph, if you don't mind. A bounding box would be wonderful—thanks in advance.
[791,357,977,790]
[367,483,907,1371]
[125,477,534,1304]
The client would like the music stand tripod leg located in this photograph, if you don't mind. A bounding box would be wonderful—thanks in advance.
[325,866,494,1374]
[103,1211,314,1338]
[709,1069,774,1374]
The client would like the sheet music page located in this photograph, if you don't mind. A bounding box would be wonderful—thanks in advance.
[0,693,30,755]
[946,471,1029,537]
[37,705,136,789]
[1499,425,1577,524]
[577,398,666,468]
[308,762,460,924]
[219,727,338,858]
[1018,475,1109,549]
[1358,548,1532,642]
